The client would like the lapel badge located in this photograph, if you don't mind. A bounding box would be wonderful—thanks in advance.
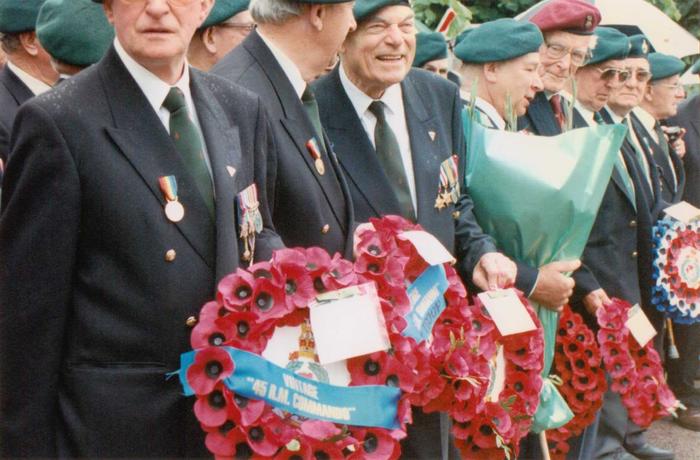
[237,183,263,264]
[584,14,593,29]
[227,166,237,177]
[642,40,649,54]
[158,176,185,223]
[306,138,325,175]
[428,131,437,142]
[435,155,460,210]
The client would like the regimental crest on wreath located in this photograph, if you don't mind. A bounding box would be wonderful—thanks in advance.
[435,155,460,210]
[285,320,329,384]
[237,183,263,263]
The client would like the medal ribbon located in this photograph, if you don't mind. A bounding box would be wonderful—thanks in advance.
[306,138,322,162]
[158,175,178,202]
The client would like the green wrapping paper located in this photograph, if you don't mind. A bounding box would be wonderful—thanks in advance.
[464,115,626,431]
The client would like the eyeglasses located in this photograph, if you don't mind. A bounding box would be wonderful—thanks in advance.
[544,42,592,66]
[217,22,256,33]
[625,68,652,83]
[595,67,630,83]
[121,0,198,6]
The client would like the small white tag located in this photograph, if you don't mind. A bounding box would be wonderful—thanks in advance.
[478,289,536,336]
[309,283,390,365]
[398,230,456,266]
[625,304,657,348]
[663,201,700,223]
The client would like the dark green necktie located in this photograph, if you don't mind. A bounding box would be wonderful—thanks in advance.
[368,100,415,220]
[163,87,215,218]
[593,111,604,125]
[301,86,326,153]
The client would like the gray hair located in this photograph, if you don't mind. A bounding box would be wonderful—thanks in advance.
[0,32,21,54]
[249,0,302,24]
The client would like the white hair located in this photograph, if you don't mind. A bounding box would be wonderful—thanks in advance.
[249,0,302,24]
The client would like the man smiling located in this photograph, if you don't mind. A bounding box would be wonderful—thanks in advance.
[0,0,283,456]
[314,2,518,456]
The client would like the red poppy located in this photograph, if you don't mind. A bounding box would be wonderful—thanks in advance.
[187,347,235,395]
[218,269,257,311]
[299,419,341,440]
[323,253,360,290]
[244,416,283,457]
[503,331,544,371]
[348,428,400,460]
[250,278,289,321]
[271,248,315,310]
[304,247,333,293]
[194,382,232,427]
[202,418,248,458]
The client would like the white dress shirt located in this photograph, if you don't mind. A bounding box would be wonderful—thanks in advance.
[339,63,417,212]
[257,31,305,99]
[113,38,212,178]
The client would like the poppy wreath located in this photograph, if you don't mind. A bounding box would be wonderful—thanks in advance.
[419,291,545,459]
[546,306,607,459]
[596,298,681,428]
[184,246,414,459]
[651,219,700,324]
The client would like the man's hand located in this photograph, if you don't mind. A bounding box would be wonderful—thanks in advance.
[582,288,611,316]
[472,252,517,291]
[529,260,581,312]
[661,126,687,158]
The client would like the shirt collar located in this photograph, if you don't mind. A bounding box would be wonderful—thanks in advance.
[633,106,657,131]
[114,38,191,115]
[474,97,506,130]
[339,63,403,118]
[6,61,52,96]
[257,31,306,99]
[603,105,624,123]
[574,101,596,125]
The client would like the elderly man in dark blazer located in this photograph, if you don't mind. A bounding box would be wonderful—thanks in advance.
[212,0,357,258]
[0,0,59,179]
[0,0,283,456]
[313,1,518,458]
[517,0,600,135]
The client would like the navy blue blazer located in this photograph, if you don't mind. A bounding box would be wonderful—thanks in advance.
[571,108,658,331]
[313,66,498,282]
[0,65,34,181]
[630,111,686,207]
[517,91,565,136]
[212,31,355,259]
[0,46,283,457]
[666,95,700,207]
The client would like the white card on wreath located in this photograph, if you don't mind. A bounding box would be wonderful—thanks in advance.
[309,283,390,365]
[398,230,455,265]
[625,304,657,348]
[663,201,700,223]
[478,289,536,336]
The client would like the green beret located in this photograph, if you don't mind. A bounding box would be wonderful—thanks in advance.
[454,19,543,64]
[628,34,651,59]
[0,0,44,33]
[200,0,249,29]
[36,0,114,67]
[648,52,685,81]
[587,27,629,66]
[354,0,410,23]
[691,58,700,75]
[413,32,447,68]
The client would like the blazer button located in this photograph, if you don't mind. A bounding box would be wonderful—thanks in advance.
[629,220,637,228]
[452,211,461,219]
[186,316,198,328]
[321,224,330,234]
[631,251,638,258]
[165,249,177,262]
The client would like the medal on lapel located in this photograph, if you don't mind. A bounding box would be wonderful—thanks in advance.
[159,176,185,222]
[306,138,325,175]
[435,155,460,210]
[238,183,263,264]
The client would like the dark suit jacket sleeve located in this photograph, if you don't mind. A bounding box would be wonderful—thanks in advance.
[515,262,538,296]
[0,103,80,456]
[451,85,498,283]
[571,263,601,306]
[251,95,284,261]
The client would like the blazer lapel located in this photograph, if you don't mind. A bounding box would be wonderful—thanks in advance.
[528,92,561,136]
[631,113,676,197]
[322,67,399,217]
[191,70,241,281]
[99,47,215,269]
[0,67,34,105]
[402,75,440,225]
